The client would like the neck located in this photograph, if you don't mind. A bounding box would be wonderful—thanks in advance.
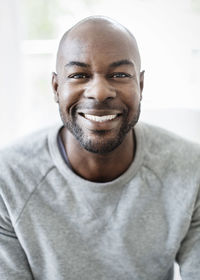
[60,128,135,182]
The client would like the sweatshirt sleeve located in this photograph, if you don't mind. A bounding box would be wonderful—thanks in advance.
[176,186,200,279]
[0,194,34,280]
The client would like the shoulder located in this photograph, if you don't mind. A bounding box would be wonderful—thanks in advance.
[0,125,61,222]
[0,126,53,175]
[141,122,200,165]
[138,121,200,191]
[138,122,200,216]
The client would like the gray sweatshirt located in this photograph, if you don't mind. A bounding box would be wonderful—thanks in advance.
[0,122,200,280]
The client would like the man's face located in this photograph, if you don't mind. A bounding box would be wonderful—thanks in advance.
[53,23,144,154]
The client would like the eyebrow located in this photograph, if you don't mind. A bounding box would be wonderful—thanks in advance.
[65,61,90,68]
[65,59,134,69]
[109,59,135,68]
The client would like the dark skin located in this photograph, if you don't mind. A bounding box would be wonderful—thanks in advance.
[52,18,144,182]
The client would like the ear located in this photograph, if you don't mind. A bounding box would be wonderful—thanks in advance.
[52,72,59,103]
[139,70,145,101]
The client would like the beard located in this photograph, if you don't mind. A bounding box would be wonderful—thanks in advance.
[59,103,141,154]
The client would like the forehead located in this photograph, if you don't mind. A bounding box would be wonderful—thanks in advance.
[58,23,139,70]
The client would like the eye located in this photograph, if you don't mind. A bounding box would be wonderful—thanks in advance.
[68,73,90,79]
[108,72,132,79]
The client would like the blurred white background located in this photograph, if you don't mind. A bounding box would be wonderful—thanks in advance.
[0,0,200,149]
[1,0,200,278]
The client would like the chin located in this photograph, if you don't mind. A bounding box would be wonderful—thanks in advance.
[60,104,141,154]
[79,137,124,154]
[74,126,133,154]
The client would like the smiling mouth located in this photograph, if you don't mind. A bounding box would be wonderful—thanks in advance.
[83,114,118,122]
[79,112,123,123]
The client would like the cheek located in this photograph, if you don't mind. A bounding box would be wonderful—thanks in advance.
[58,83,82,113]
[121,86,141,112]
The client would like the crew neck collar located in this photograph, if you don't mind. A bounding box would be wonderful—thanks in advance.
[48,122,145,191]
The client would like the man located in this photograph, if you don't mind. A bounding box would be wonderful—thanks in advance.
[0,16,199,280]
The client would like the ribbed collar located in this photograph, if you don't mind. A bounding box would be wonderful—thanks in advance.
[48,122,145,192]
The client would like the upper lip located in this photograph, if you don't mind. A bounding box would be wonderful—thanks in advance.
[77,109,122,116]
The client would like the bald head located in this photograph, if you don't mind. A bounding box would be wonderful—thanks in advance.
[56,16,141,74]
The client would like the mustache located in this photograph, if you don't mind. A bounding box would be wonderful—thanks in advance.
[73,100,127,112]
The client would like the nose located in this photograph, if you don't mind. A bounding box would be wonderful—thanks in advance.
[84,75,116,102]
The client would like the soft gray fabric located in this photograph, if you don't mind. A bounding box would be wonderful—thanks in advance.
[0,122,200,280]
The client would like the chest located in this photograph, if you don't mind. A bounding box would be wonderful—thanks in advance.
[15,178,190,280]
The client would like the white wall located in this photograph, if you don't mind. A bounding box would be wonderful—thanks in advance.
[0,0,199,149]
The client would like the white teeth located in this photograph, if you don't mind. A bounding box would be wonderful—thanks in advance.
[84,114,117,122]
